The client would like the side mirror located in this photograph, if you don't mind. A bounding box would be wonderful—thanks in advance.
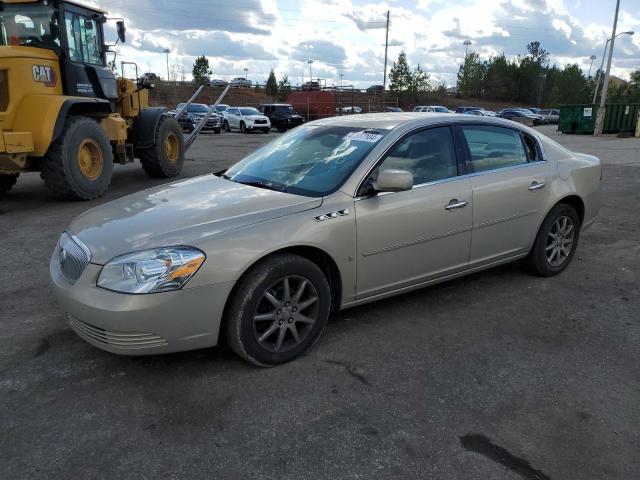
[116,20,126,43]
[373,169,413,193]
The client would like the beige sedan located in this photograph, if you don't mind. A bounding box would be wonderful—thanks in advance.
[50,113,601,366]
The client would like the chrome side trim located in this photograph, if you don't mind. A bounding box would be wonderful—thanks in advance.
[475,210,538,229]
[362,225,473,257]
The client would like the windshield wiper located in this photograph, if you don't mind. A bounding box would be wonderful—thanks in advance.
[236,180,286,193]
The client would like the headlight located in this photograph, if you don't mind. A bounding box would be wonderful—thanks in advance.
[97,247,205,294]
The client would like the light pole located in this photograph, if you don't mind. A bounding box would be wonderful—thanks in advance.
[587,55,597,77]
[463,39,472,57]
[163,48,170,81]
[307,59,313,83]
[244,67,248,85]
[339,73,343,89]
[592,30,634,103]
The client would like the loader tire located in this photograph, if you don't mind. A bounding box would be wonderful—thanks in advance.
[0,173,18,194]
[40,116,113,200]
[139,116,184,178]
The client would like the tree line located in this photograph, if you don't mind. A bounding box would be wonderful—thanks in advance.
[456,41,640,106]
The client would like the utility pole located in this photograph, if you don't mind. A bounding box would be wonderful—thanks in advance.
[463,39,472,57]
[382,10,390,106]
[164,48,170,81]
[307,59,313,83]
[339,73,343,89]
[594,0,620,135]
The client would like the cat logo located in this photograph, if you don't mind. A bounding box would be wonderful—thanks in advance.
[32,65,56,87]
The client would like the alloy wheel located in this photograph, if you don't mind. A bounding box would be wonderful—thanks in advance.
[252,275,319,353]
[546,215,575,267]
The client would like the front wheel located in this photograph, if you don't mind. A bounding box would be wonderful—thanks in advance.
[224,120,231,132]
[225,254,331,366]
[0,173,19,194]
[240,122,247,134]
[138,116,184,178]
[524,203,581,277]
[214,128,221,134]
[261,128,270,134]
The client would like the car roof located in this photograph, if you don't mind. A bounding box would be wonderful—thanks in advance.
[310,112,532,131]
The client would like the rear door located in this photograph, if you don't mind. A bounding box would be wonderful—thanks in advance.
[458,124,552,267]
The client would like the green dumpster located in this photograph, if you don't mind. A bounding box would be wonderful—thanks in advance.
[558,104,598,134]
[603,103,640,134]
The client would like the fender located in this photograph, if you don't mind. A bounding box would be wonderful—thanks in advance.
[12,95,111,157]
[130,107,167,149]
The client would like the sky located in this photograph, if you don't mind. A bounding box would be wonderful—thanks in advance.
[89,0,640,87]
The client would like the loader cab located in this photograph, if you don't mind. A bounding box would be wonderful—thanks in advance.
[0,1,118,105]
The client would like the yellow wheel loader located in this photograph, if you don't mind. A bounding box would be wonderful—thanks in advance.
[0,0,185,199]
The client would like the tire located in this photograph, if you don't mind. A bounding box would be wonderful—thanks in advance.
[277,126,287,133]
[40,116,113,200]
[0,173,19,194]
[261,128,270,134]
[214,128,221,134]
[138,116,184,178]
[524,203,581,277]
[224,120,231,132]
[240,122,247,134]
[225,254,331,366]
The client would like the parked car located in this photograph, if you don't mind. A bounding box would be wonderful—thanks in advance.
[340,106,363,114]
[455,106,483,114]
[539,109,560,124]
[51,113,601,365]
[258,104,304,132]
[519,109,548,124]
[209,79,227,87]
[230,77,252,88]
[464,109,497,117]
[527,108,541,114]
[384,106,403,112]
[499,109,544,125]
[167,103,221,134]
[366,85,384,93]
[213,104,230,114]
[413,105,450,113]
[301,81,321,91]
[223,107,271,133]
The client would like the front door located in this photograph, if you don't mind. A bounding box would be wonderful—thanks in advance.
[355,126,473,298]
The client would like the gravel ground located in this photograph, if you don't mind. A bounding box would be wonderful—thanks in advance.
[0,124,638,480]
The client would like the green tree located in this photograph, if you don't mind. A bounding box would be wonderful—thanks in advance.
[266,69,278,97]
[389,51,412,92]
[457,52,485,97]
[192,55,212,85]
[549,64,590,105]
[277,75,292,101]
[483,54,517,101]
[407,64,431,93]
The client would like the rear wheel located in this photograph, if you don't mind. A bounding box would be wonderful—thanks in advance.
[225,254,331,366]
[41,116,113,200]
[0,173,19,194]
[524,203,580,276]
[139,116,184,178]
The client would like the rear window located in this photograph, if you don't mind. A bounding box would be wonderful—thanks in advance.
[462,125,527,173]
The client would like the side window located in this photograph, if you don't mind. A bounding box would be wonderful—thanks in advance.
[64,13,82,62]
[522,133,542,162]
[79,17,101,64]
[461,125,527,173]
[378,127,458,185]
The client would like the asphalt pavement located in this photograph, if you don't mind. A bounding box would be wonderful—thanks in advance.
[1,125,638,479]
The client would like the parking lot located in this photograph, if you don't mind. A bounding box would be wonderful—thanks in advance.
[1,126,639,479]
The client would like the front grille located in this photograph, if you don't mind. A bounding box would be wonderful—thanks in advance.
[57,232,91,285]
[68,315,168,349]
[254,119,267,125]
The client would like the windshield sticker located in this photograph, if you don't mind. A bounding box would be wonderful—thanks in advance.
[344,131,383,143]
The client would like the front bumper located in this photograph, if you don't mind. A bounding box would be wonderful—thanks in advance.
[50,259,233,355]
[246,121,271,130]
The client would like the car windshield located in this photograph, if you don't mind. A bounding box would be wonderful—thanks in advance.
[275,106,294,114]
[433,106,449,112]
[0,4,59,49]
[240,108,261,115]
[215,105,228,112]
[188,104,209,113]
[224,125,389,197]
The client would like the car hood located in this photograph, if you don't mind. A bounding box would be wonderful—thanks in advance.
[70,175,322,264]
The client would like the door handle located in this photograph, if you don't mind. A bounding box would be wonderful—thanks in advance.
[445,199,469,210]
[528,181,545,191]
